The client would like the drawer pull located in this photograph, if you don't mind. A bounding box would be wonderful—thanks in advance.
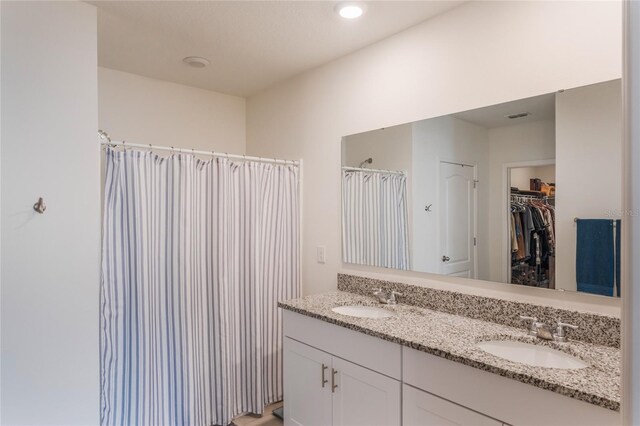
[331,368,338,393]
[321,364,328,387]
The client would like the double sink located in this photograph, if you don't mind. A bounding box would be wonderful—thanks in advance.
[331,305,588,371]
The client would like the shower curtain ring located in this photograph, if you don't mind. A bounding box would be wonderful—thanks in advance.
[192,148,195,158]
[122,140,126,152]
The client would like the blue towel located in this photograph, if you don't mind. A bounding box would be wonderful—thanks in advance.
[576,219,620,297]
[616,219,621,297]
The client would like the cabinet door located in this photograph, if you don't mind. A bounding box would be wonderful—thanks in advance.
[403,385,501,426]
[284,338,333,426]
[332,357,401,426]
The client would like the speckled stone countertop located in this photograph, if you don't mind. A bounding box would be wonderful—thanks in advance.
[278,291,621,411]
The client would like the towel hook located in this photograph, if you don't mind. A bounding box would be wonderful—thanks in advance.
[33,197,46,214]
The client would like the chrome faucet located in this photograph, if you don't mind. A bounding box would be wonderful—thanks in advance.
[372,288,403,305]
[519,316,578,342]
[553,321,579,342]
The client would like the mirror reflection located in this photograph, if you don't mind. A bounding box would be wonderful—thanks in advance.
[342,79,622,297]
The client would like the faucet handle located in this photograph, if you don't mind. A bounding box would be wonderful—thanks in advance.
[555,321,578,341]
[519,316,538,334]
[389,291,403,302]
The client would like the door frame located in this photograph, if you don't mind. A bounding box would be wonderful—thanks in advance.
[501,159,556,283]
[437,159,478,279]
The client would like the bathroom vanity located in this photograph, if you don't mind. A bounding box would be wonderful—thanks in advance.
[280,280,620,426]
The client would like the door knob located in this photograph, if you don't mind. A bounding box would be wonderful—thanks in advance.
[442,255,450,262]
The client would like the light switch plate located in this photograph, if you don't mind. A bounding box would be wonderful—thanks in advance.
[317,246,326,264]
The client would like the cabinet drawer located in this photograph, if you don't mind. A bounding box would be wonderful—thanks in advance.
[284,310,401,379]
[403,385,501,426]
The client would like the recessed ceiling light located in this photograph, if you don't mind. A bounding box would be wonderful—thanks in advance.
[335,2,365,19]
[183,56,210,68]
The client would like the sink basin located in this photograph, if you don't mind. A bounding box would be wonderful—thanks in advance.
[476,340,589,370]
[332,305,395,319]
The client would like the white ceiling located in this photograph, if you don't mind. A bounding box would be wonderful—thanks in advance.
[92,1,465,97]
[453,93,556,129]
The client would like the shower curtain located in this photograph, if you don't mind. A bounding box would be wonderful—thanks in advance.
[100,148,300,426]
[342,169,410,270]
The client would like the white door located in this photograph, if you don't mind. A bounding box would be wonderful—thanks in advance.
[438,162,476,278]
[332,357,401,426]
[284,338,333,426]
[402,385,502,426]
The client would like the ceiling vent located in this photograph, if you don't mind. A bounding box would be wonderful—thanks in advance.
[505,112,531,120]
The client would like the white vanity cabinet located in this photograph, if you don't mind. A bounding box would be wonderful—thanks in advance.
[284,338,333,426]
[283,310,402,426]
[284,338,401,426]
[331,356,401,426]
[282,310,620,426]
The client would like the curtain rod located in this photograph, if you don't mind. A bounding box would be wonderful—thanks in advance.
[342,166,406,175]
[98,130,299,166]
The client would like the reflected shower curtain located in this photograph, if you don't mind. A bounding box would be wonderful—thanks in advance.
[342,169,409,270]
[100,148,299,426]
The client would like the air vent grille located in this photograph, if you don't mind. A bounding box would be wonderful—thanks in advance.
[505,112,531,120]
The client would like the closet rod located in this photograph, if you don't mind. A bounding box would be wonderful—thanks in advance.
[98,131,299,166]
[342,166,406,175]
[510,193,546,198]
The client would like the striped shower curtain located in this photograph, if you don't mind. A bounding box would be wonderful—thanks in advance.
[100,148,300,426]
[342,169,409,270]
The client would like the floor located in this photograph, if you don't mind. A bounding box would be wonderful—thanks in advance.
[231,401,283,426]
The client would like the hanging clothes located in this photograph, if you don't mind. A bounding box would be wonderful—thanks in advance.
[509,195,555,288]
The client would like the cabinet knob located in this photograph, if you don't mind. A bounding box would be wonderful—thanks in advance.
[442,255,451,262]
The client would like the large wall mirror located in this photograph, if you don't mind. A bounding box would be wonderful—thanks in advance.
[341,79,622,298]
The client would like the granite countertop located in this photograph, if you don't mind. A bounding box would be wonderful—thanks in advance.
[278,291,621,411]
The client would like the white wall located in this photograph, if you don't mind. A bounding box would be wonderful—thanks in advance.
[411,116,489,278]
[246,0,622,313]
[556,80,623,292]
[487,120,556,282]
[1,2,100,424]
[98,67,246,152]
[510,165,556,190]
[343,124,412,171]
